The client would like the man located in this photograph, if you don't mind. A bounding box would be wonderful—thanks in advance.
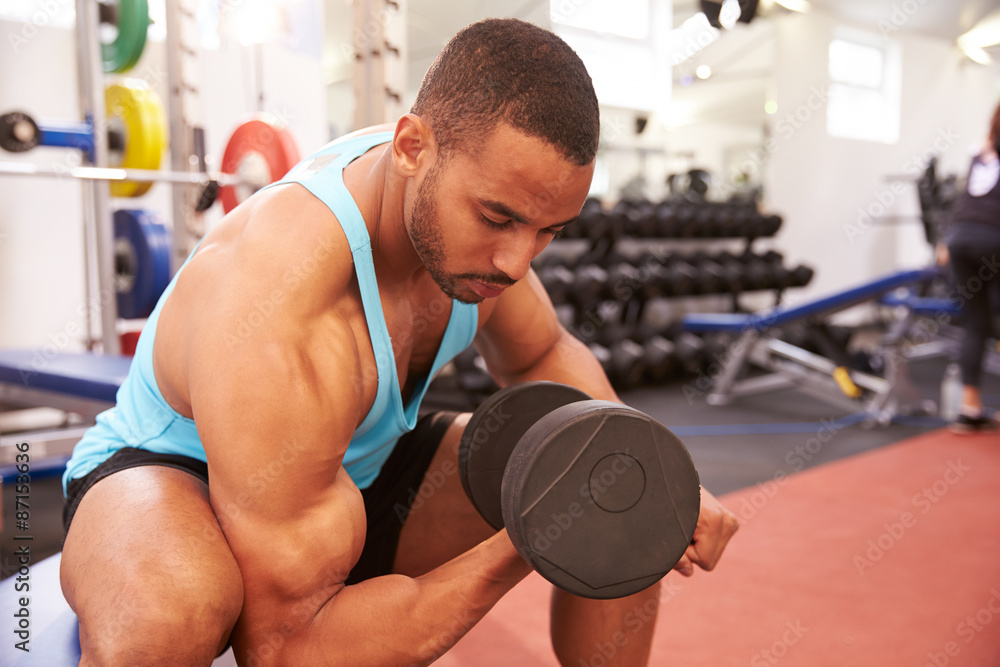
[60,18,738,666]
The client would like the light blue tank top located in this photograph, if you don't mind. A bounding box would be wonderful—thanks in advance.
[63,131,478,492]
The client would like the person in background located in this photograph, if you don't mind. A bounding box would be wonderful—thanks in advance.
[937,101,1000,433]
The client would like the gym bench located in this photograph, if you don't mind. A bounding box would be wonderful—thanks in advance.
[0,349,129,475]
[682,268,939,425]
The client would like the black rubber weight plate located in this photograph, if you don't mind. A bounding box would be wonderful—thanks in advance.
[459,382,592,530]
[501,400,700,600]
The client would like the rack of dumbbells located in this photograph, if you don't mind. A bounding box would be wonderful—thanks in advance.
[444,196,815,402]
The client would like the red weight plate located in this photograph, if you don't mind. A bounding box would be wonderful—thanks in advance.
[219,115,300,213]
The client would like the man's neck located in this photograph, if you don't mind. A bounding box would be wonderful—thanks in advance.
[345,142,427,292]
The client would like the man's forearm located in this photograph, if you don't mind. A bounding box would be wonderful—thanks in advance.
[243,531,531,667]
[496,330,621,403]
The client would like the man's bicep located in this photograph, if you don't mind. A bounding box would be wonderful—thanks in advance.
[189,330,366,601]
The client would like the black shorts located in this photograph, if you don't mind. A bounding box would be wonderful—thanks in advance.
[62,411,460,584]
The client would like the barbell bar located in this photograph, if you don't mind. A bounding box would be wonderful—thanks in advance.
[0,160,241,187]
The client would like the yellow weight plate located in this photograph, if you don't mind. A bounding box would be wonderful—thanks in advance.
[105,81,167,197]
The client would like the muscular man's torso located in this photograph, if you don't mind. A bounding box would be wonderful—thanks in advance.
[153,139,474,434]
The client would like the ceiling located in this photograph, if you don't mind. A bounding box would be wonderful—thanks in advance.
[324,0,1000,128]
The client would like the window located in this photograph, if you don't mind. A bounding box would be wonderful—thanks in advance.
[826,29,901,144]
[550,0,671,113]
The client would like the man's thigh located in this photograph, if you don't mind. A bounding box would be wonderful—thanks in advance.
[393,412,498,577]
[61,464,244,662]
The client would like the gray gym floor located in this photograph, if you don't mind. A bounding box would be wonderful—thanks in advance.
[2,356,997,579]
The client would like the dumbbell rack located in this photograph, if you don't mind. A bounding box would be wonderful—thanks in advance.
[536,197,815,389]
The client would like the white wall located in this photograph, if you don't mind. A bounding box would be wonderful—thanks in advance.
[766,9,1000,303]
[0,7,326,350]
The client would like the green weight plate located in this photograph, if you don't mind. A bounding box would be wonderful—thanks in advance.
[101,0,150,73]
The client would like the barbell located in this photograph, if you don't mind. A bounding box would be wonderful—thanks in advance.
[1,83,299,212]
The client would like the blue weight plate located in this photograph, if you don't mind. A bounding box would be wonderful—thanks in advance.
[114,209,172,320]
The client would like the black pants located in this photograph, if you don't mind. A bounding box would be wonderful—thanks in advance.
[64,411,461,583]
[947,239,1000,387]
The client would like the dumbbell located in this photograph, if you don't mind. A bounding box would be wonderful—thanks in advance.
[607,339,646,388]
[571,264,609,307]
[642,335,677,383]
[673,332,707,376]
[453,348,500,396]
[758,214,782,237]
[787,264,814,288]
[654,203,676,237]
[571,199,604,239]
[632,200,658,237]
[458,382,701,599]
[538,265,575,305]
[658,257,699,297]
[672,205,699,237]
[687,253,726,295]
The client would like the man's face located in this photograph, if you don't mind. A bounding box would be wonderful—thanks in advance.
[406,124,594,304]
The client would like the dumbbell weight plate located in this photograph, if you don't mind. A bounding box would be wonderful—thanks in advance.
[502,400,700,599]
[458,382,592,530]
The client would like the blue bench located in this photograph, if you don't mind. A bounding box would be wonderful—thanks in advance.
[683,269,936,335]
[0,553,236,665]
[0,349,130,405]
[0,350,130,481]
[681,268,939,424]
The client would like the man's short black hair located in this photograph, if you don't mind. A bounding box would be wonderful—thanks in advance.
[411,18,600,166]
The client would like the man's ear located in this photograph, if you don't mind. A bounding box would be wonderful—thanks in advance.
[392,114,437,178]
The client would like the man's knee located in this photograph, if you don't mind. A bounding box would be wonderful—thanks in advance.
[79,558,243,665]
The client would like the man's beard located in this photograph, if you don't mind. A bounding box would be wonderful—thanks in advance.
[408,164,513,304]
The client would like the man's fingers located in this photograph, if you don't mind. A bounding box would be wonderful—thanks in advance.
[672,554,694,577]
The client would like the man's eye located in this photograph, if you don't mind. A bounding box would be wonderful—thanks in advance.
[480,214,509,230]
[545,228,566,238]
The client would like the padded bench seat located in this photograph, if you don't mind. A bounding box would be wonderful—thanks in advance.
[684,268,937,335]
[0,349,131,403]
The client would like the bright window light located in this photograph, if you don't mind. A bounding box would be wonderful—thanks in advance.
[829,39,883,88]
[550,0,650,40]
[552,0,670,112]
[826,31,900,144]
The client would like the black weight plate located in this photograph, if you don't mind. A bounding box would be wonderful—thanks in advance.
[501,400,700,599]
[459,382,591,530]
